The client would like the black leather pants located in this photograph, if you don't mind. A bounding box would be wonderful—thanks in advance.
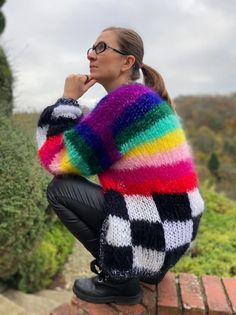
[46,174,106,258]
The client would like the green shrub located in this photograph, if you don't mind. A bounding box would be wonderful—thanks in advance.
[0,47,13,115]
[172,183,236,277]
[16,219,74,293]
[0,115,75,292]
[0,115,49,279]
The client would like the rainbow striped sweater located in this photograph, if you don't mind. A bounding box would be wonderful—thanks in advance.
[36,83,204,283]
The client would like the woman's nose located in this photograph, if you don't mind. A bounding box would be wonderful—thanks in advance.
[87,50,97,60]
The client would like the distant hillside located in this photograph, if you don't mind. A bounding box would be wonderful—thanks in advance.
[175,93,236,201]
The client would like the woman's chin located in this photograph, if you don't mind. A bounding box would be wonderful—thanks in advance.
[90,75,102,84]
[90,72,99,80]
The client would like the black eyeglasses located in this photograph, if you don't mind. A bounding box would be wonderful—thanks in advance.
[87,41,126,56]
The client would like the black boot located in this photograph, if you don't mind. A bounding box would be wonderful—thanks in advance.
[72,259,142,304]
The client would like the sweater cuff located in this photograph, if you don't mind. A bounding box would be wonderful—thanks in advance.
[55,97,79,106]
[51,97,83,120]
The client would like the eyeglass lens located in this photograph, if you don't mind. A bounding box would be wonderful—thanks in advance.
[87,42,106,55]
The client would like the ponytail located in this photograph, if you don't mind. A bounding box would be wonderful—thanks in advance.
[102,27,174,110]
[141,64,175,110]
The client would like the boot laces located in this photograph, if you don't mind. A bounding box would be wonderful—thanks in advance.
[90,259,109,282]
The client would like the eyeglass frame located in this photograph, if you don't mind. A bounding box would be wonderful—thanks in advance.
[87,41,127,56]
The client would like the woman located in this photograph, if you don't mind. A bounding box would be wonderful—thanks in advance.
[36,26,204,305]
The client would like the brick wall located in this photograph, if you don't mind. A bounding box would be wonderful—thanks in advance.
[51,272,236,315]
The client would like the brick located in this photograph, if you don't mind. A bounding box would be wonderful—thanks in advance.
[83,303,116,315]
[222,277,236,313]
[140,282,156,292]
[141,285,157,314]
[158,272,179,315]
[202,275,232,315]
[50,303,78,315]
[179,273,205,315]
[71,296,80,306]
[112,303,147,315]
[71,296,116,315]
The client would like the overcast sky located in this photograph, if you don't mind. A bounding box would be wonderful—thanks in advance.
[1,0,236,112]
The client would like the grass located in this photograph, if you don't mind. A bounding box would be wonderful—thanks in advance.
[172,184,236,277]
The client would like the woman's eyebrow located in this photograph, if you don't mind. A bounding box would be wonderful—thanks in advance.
[93,41,106,47]
[92,42,99,48]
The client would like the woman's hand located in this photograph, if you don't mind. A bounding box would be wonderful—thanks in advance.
[62,74,97,100]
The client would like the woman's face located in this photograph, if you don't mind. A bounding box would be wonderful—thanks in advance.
[87,30,126,85]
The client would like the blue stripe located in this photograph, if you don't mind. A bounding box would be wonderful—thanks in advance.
[75,122,112,170]
[112,92,162,137]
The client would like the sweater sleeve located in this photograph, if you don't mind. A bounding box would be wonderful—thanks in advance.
[36,85,178,177]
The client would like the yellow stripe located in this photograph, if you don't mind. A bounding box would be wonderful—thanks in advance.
[60,148,81,174]
[125,128,186,158]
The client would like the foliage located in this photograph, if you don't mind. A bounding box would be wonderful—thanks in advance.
[11,112,41,138]
[175,93,236,201]
[0,0,13,115]
[0,48,14,117]
[0,115,49,279]
[207,152,220,178]
[172,183,236,277]
[0,0,6,35]
[15,220,74,293]
[0,11,5,35]
[0,3,74,291]
[0,114,75,292]
[175,94,236,132]
[0,0,6,7]
[192,126,217,154]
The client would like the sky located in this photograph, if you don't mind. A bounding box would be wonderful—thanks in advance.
[1,0,236,112]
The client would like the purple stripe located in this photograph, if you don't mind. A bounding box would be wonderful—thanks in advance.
[79,84,154,164]
[80,84,153,132]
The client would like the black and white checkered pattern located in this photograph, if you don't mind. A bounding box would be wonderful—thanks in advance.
[99,187,204,283]
[36,99,82,150]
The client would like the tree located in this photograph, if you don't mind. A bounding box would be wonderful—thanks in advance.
[207,152,220,180]
[0,0,6,35]
[0,0,14,116]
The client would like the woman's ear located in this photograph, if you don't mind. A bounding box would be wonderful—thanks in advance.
[122,55,136,71]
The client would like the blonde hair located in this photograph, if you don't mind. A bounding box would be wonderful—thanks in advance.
[102,26,174,109]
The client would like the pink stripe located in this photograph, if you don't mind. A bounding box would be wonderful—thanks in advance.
[105,158,195,183]
[110,142,192,171]
[49,150,63,174]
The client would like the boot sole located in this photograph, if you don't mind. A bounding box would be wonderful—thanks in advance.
[72,284,143,305]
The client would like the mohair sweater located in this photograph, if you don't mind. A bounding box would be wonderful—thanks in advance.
[36,83,204,283]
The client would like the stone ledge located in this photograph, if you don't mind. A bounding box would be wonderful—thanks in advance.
[50,272,236,315]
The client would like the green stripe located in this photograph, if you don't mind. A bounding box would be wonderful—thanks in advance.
[119,114,180,154]
[116,102,179,153]
[116,101,173,146]
[64,129,101,175]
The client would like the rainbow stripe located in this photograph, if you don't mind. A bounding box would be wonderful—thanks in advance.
[38,83,198,194]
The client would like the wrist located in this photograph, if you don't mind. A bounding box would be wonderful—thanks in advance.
[62,94,77,100]
[56,97,79,106]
